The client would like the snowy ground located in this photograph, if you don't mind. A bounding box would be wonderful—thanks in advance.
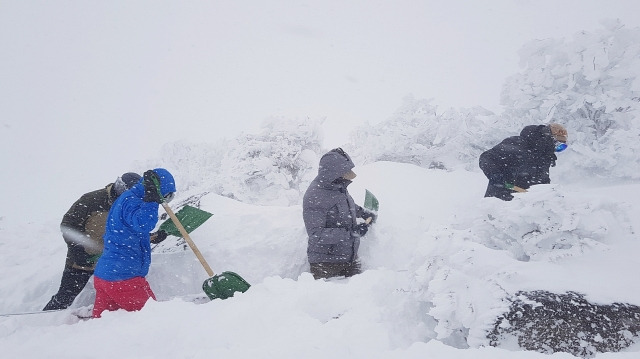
[1,161,639,358]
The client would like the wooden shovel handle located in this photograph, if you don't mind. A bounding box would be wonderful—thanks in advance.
[161,202,215,277]
[512,185,527,193]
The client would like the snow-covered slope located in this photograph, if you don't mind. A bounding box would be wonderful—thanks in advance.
[1,161,639,358]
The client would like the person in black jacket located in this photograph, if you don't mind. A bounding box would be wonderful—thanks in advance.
[479,123,568,201]
[43,173,169,311]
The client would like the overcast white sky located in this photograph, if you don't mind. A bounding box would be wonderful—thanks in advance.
[1,0,639,218]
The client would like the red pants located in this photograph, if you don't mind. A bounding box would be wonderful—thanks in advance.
[92,276,156,318]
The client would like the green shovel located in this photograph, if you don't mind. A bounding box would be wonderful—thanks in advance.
[161,202,250,300]
[364,189,379,212]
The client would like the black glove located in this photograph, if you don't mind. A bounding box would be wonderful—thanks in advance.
[143,170,163,203]
[150,230,168,244]
[362,210,377,224]
[352,223,369,237]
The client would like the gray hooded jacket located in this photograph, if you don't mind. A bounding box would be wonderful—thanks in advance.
[303,149,366,264]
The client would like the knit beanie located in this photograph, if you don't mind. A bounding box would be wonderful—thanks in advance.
[114,172,142,196]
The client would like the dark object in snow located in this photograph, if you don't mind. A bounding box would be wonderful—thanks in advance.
[488,290,640,358]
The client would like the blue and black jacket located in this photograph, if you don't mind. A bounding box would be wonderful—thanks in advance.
[94,168,176,281]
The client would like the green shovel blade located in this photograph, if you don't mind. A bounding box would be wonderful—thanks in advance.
[202,271,251,300]
[364,189,379,212]
[159,205,213,238]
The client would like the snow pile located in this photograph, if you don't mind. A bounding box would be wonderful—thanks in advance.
[462,184,633,262]
[2,160,640,359]
[397,182,639,355]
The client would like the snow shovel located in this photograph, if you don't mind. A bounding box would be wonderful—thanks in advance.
[158,205,213,238]
[161,202,250,300]
[364,189,379,212]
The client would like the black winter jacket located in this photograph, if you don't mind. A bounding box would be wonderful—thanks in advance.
[479,125,557,200]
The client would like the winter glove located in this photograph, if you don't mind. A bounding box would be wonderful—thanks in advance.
[362,210,377,224]
[143,170,163,203]
[150,230,168,244]
[352,223,369,238]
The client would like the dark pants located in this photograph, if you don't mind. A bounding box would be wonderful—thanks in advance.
[484,183,514,201]
[43,267,93,310]
[310,260,361,280]
[43,243,95,311]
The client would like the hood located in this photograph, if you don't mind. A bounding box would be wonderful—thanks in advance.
[317,149,355,182]
[520,125,555,153]
[152,168,176,196]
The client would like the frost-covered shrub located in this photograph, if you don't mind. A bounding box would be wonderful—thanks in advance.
[463,184,633,262]
[133,140,226,194]
[345,96,514,171]
[135,118,324,207]
[488,290,640,358]
[217,117,324,206]
[407,183,637,351]
[501,20,640,180]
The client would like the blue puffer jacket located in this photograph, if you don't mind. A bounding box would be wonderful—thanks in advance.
[303,150,367,264]
[94,168,176,281]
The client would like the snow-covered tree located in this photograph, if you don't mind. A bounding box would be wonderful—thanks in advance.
[345,96,514,171]
[501,20,640,179]
[217,117,324,206]
[134,139,227,195]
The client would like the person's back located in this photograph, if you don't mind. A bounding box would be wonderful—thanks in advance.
[479,124,567,201]
[94,183,157,281]
[95,169,175,281]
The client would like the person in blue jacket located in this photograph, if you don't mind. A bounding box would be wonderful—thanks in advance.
[92,168,176,318]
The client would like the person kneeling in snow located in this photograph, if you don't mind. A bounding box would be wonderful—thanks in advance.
[92,168,176,318]
[479,123,568,201]
[303,148,377,279]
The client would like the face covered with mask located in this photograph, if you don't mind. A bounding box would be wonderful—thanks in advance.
[549,123,568,153]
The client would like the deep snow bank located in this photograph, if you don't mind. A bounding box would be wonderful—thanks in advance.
[1,161,639,358]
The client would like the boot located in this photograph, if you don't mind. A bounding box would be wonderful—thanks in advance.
[43,267,93,311]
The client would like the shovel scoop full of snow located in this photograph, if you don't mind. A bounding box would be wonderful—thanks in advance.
[202,271,251,300]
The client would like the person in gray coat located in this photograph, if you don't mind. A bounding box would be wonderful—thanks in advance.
[303,148,377,279]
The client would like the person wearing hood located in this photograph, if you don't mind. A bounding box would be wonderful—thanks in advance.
[303,148,377,279]
[43,172,170,311]
[92,168,176,318]
[479,123,569,201]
